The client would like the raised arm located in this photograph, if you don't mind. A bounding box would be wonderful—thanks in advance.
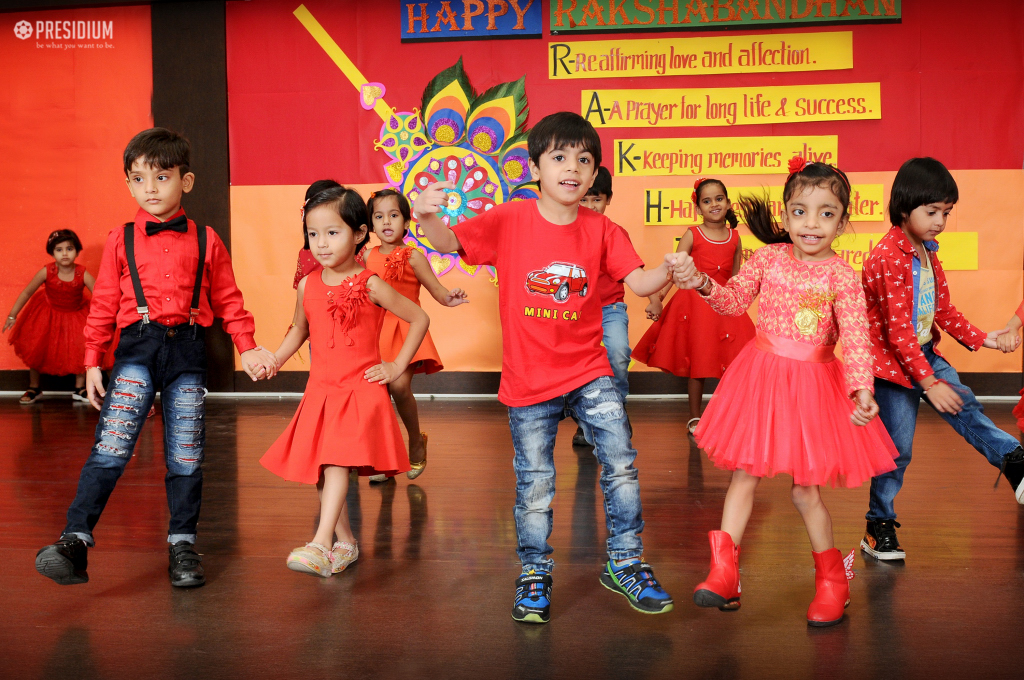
[409,249,469,307]
[3,268,47,332]
[364,275,429,385]
[412,181,462,254]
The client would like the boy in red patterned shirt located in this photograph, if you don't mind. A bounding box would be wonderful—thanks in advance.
[860,157,1023,562]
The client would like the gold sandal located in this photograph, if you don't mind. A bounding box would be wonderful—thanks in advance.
[407,432,427,480]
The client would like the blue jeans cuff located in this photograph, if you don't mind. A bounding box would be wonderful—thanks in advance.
[168,533,197,545]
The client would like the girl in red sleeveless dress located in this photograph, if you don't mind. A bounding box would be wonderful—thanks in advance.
[4,230,99,404]
[261,187,428,578]
[634,179,755,433]
[364,189,469,482]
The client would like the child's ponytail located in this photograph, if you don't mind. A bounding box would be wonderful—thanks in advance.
[724,206,738,229]
[740,194,791,245]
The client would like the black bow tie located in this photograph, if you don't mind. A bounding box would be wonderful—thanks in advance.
[145,214,188,236]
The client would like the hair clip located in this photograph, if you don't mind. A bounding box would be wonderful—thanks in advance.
[787,156,808,175]
[691,177,710,204]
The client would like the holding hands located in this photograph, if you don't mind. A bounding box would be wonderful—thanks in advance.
[850,389,879,426]
[993,326,1022,353]
[240,346,280,382]
[665,252,702,290]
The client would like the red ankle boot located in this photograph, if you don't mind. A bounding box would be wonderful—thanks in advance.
[807,548,851,626]
[693,530,741,611]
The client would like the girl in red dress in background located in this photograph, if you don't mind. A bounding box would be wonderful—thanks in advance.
[633,178,755,433]
[4,230,98,404]
[261,186,428,577]
[364,189,469,482]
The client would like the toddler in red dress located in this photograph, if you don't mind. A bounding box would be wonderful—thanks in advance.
[4,229,102,404]
[261,186,429,577]
[671,158,899,627]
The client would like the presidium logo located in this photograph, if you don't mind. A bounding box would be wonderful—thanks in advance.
[13,18,113,41]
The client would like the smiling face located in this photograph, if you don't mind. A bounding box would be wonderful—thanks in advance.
[695,183,730,225]
[305,204,367,270]
[529,144,597,207]
[579,192,609,214]
[51,241,78,267]
[902,201,954,246]
[370,195,407,246]
[125,157,194,221]
[781,183,849,261]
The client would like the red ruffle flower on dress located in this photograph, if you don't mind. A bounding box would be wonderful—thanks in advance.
[324,275,370,348]
[381,246,413,283]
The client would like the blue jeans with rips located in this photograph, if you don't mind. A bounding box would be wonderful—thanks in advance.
[601,303,631,401]
[508,376,643,573]
[867,342,1021,521]
[64,321,208,546]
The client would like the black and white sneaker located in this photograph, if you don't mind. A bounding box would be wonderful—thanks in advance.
[860,519,906,561]
[997,447,1024,505]
[36,534,89,585]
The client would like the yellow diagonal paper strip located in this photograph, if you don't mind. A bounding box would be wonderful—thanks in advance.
[293,4,392,123]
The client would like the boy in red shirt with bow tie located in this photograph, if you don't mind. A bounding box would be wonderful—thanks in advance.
[35,128,276,588]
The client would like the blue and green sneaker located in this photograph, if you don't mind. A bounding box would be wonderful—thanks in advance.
[512,570,552,624]
[600,559,673,614]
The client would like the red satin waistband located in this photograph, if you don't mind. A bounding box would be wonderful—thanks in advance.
[754,331,836,363]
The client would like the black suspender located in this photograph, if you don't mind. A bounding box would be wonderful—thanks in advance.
[123,219,208,325]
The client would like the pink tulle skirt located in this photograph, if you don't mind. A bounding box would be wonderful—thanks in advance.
[694,332,898,488]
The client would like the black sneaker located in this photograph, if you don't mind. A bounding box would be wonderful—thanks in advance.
[997,447,1024,505]
[571,426,591,448]
[35,535,89,585]
[169,541,205,587]
[860,520,906,561]
[600,559,674,614]
[512,571,551,624]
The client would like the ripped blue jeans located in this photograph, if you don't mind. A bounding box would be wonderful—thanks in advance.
[508,375,643,573]
[64,321,207,546]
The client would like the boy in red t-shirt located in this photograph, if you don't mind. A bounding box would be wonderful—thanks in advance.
[414,112,675,623]
[35,128,276,588]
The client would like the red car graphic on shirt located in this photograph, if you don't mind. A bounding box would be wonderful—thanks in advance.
[525,262,588,303]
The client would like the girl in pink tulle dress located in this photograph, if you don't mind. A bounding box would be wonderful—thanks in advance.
[671,158,898,628]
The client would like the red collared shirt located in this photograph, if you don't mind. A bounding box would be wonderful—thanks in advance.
[861,226,984,388]
[84,208,257,366]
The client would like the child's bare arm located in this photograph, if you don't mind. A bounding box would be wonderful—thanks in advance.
[996,310,1023,353]
[272,277,311,365]
[3,268,47,332]
[412,181,462,253]
[623,260,672,298]
[409,249,469,307]
[365,276,429,384]
[83,271,97,293]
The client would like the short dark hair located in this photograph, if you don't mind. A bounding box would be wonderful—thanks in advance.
[302,186,370,254]
[305,179,341,204]
[367,188,412,223]
[46,229,82,254]
[527,112,602,167]
[888,157,958,226]
[587,166,612,199]
[123,127,191,177]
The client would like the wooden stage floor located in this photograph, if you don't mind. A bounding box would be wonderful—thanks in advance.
[1,396,1022,679]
